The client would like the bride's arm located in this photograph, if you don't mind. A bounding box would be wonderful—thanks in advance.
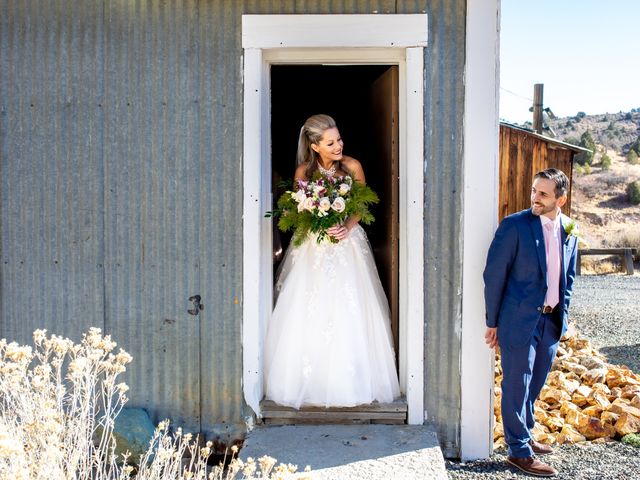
[294,163,308,184]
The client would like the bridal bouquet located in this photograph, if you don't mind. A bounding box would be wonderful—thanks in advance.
[266,173,379,246]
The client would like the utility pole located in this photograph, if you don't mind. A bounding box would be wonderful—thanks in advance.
[533,83,543,133]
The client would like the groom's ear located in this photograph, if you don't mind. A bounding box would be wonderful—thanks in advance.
[557,195,567,208]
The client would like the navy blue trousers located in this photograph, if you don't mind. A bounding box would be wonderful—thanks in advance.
[500,311,561,458]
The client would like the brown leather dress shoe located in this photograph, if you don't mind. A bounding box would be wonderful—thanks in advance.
[529,439,554,455]
[507,456,558,477]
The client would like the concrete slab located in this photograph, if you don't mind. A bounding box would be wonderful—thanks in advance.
[240,424,447,480]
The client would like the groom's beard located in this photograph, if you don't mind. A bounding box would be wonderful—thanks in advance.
[531,202,556,217]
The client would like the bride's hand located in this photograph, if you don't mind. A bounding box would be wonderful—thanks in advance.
[327,224,350,241]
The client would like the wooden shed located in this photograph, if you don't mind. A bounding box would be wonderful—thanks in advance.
[499,122,589,220]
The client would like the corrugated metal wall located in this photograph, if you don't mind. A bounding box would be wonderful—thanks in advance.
[1,0,466,453]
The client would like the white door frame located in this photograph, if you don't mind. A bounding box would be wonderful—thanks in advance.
[242,14,427,425]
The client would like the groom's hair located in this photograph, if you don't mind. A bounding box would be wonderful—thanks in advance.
[534,168,569,198]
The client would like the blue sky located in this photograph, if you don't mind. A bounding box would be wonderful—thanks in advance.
[500,0,639,124]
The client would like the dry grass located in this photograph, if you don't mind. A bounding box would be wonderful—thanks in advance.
[0,329,307,480]
[579,258,624,275]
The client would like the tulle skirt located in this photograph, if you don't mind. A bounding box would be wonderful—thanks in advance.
[263,225,400,408]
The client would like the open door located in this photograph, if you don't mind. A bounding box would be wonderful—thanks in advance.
[367,66,400,359]
[264,65,404,424]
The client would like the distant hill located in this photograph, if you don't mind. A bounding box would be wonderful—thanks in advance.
[518,108,640,155]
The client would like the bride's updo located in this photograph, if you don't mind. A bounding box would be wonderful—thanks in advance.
[297,114,337,179]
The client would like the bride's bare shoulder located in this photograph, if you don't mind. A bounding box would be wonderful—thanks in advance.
[294,162,309,181]
[340,156,365,181]
[341,156,361,170]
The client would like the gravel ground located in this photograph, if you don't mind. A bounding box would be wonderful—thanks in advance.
[447,275,640,479]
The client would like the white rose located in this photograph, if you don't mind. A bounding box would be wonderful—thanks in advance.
[297,201,305,213]
[293,189,307,203]
[331,197,346,213]
[303,197,316,211]
[338,183,351,195]
[318,197,331,212]
[312,184,325,195]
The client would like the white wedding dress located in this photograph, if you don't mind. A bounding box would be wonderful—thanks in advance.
[264,224,400,408]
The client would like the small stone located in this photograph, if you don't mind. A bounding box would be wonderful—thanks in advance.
[609,387,623,400]
[622,385,640,399]
[582,405,604,417]
[577,416,616,440]
[564,409,587,428]
[609,398,640,418]
[600,411,620,426]
[560,401,580,417]
[577,354,605,370]
[582,368,608,386]
[494,437,507,450]
[556,425,586,444]
[561,361,589,377]
[614,412,640,436]
[591,436,614,444]
[543,415,565,432]
[606,367,638,388]
[588,391,611,410]
[566,336,591,352]
[572,385,593,406]
[540,387,571,407]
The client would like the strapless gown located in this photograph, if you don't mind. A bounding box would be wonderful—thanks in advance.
[263,224,400,408]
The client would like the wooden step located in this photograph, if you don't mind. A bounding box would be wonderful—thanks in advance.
[260,398,408,425]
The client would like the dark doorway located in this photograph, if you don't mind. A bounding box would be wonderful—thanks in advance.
[270,65,400,358]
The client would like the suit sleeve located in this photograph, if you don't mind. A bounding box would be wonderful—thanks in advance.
[483,218,518,328]
[563,236,579,315]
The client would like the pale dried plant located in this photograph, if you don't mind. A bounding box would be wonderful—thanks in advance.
[0,329,307,480]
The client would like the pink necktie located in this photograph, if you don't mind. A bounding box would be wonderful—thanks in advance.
[544,222,560,308]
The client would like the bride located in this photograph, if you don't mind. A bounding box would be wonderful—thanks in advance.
[263,114,400,408]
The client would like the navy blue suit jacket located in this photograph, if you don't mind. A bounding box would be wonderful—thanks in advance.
[483,208,579,347]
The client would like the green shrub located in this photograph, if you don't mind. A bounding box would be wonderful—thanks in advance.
[583,163,592,175]
[627,181,640,205]
[628,149,639,165]
[600,154,612,170]
[622,433,640,448]
[574,164,585,175]
[575,131,596,165]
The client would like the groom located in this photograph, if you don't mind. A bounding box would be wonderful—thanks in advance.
[483,168,579,477]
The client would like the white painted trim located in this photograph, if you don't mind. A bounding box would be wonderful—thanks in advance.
[460,0,500,460]
[242,48,266,417]
[242,14,427,426]
[242,14,428,49]
[403,47,425,424]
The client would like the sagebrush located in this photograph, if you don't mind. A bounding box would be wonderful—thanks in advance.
[0,329,306,480]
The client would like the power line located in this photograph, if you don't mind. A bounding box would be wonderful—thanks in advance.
[500,87,533,102]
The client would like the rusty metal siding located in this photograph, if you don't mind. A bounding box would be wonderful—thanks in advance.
[0,0,105,346]
[1,0,467,453]
[100,0,245,436]
[396,0,466,457]
[197,0,245,439]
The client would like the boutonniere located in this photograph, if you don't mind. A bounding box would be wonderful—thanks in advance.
[563,220,588,248]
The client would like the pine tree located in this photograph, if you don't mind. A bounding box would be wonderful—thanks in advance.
[575,131,596,165]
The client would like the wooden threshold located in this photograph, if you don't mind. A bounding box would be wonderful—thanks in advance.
[260,398,408,425]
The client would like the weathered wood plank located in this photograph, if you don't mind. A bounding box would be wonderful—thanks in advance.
[577,248,636,275]
[261,399,408,413]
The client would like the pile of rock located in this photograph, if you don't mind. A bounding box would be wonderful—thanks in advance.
[494,324,640,449]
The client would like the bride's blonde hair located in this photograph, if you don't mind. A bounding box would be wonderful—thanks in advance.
[297,114,337,179]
